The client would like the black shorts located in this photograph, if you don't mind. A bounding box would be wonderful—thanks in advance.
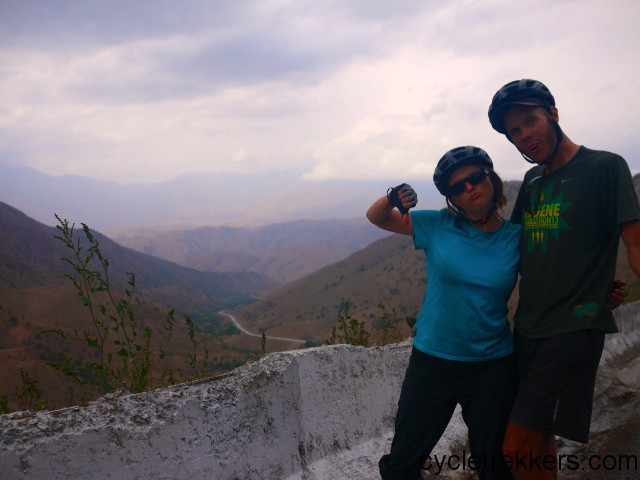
[509,329,605,443]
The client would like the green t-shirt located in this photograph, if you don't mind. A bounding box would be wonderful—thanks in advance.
[510,147,640,338]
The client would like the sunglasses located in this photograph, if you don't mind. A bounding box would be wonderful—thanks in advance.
[447,169,488,196]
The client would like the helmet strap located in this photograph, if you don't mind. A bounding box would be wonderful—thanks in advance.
[447,199,497,226]
[465,205,497,225]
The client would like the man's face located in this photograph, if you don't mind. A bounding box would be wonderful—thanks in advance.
[502,104,559,164]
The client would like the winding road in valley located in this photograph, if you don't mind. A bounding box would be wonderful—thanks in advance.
[218,310,307,345]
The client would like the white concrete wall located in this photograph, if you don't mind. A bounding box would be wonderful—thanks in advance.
[3,304,637,480]
[1,341,466,480]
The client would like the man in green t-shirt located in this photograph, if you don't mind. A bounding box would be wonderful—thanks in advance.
[488,79,640,479]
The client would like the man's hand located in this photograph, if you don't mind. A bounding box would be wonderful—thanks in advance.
[606,280,627,310]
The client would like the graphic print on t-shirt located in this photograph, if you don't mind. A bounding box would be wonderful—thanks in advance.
[523,180,574,253]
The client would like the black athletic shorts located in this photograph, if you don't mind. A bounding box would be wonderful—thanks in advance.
[509,329,605,443]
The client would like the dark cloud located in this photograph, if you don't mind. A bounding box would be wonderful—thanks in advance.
[345,0,447,21]
[170,31,365,86]
[0,0,246,48]
[2,0,638,183]
[3,1,377,103]
[65,29,371,103]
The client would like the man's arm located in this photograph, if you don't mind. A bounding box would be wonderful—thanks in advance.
[621,220,640,278]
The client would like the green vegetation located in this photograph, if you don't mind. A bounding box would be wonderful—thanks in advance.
[326,301,369,346]
[0,216,410,415]
[0,370,47,413]
[190,311,241,336]
[15,370,47,412]
[325,300,404,347]
[42,215,211,395]
[0,216,213,414]
[375,302,404,345]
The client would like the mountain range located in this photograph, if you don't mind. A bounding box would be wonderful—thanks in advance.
[0,163,443,231]
[0,202,277,312]
[111,218,391,283]
[0,201,278,409]
[2,168,640,411]
[227,176,640,345]
[0,199,401,409]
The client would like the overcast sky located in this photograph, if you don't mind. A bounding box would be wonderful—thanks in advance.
[1,0,638,185]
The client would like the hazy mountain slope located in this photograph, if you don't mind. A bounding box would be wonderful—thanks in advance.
[232,233,426,343]
[0,202,278,312]
[4,172,640,408]
[0,164,443,231]
[230,176,640,343]
[111,218,391,283]
[0,201,281,409]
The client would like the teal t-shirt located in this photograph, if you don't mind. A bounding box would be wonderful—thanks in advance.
[411,209,521,361]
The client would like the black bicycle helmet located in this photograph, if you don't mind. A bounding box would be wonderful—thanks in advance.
[488,79,556,134]
[433,146,493,196]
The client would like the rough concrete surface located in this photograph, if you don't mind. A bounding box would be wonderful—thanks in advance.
[1,305,638,480]
[0,341,467,480]
[557,303,640,479]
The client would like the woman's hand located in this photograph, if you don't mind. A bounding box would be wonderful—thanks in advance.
[387,183,418,225]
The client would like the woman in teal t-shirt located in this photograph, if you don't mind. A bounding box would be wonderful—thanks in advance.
[367,146,520,480]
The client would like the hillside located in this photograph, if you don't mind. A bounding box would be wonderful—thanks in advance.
[231,233,425,343]
[0,202,278,310]
[230,176,640,344]
[111,218,391,284]
[3,171,640,408]
[228,179,522,343]
[0,177,522,359]
[0,202,279,409]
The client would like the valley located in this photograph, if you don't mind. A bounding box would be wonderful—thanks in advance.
[2,172,640,413]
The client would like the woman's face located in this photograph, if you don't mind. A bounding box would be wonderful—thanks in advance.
[447,164,494,215]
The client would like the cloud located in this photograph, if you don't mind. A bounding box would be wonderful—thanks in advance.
[0,0,639,185]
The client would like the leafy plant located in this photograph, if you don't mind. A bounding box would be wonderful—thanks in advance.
[325,299,407,347]
[326,301,370,347]
[16,369,47,412]
[185,315,209,381]
[0,371,46,414]
[375,302,404,345]
[42,215,210,399]
[0,394,13,414]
